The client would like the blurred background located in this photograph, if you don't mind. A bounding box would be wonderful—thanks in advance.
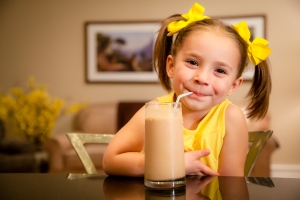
[1,0,300,176]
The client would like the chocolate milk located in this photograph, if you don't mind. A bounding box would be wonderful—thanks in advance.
[144,102,185,188]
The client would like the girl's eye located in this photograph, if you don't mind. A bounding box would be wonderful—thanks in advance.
[187,60,198,66]
[215,68,227,74]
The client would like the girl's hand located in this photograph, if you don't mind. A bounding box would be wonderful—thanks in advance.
[185,149,220,176]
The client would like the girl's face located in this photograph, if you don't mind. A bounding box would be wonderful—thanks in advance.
[166,29,243,112]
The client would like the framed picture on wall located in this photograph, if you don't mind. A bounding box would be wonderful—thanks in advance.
[84,15,266,83]
[85,21,160,83]
[220,15,266,80]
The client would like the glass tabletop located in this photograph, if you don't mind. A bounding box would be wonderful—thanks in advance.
[0,173,299,200]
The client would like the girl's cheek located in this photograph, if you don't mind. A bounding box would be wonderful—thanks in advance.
[212,81,230,96]
[174,74,187,85]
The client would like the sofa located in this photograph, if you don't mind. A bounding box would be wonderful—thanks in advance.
[44,101,279,176]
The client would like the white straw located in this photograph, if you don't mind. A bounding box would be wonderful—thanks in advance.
[174,92,193,108]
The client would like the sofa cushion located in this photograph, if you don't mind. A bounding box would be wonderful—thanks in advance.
[74,102,117,134]
[117,102,145,131]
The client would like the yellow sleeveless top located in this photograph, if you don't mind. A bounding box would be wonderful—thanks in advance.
[156,92,231,172]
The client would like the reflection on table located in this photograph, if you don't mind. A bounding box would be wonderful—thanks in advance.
[102,175,250,200]
[1,173,300,200]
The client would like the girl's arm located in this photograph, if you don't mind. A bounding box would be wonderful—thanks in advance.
[102,106,146,176]
[218,103,248,176]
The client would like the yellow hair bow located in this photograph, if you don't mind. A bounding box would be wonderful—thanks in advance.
[167,3,210,36]
[233,21,272,66]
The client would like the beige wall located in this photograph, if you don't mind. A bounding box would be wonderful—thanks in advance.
[1,0,300,165]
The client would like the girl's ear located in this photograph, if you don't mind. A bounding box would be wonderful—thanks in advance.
[166,55,175,78]
[227,77,243,96]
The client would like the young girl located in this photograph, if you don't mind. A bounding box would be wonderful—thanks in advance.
[103,3,272,177]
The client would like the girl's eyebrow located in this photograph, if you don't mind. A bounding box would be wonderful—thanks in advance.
[182,52,202,59]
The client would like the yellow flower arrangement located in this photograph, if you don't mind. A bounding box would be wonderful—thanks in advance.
[0,77,86,144]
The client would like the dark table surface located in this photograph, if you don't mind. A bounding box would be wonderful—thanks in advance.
[0,173,299,200]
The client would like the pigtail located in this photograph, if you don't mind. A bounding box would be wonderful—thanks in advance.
[153,14,184,92]
[246,59,272,120]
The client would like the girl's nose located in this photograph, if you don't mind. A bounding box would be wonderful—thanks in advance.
[194,68,210,85]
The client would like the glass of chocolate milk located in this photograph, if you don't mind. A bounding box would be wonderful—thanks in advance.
[144,102,186,189]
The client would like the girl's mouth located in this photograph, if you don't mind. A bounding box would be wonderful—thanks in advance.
[191,92,208,97]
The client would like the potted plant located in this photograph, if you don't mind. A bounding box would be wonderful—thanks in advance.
[0,77,86,144]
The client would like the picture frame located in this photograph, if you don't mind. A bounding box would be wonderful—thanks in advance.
[85,21,160,83]
[84,15,266,83]
[220,15,266,80]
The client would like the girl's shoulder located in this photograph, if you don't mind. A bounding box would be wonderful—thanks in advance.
[225,103,246,123]
[225,103,248,136]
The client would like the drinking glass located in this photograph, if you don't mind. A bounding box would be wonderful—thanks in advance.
[144,102,186,189]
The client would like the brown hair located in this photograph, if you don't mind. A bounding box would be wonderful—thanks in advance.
[153,14,272,120]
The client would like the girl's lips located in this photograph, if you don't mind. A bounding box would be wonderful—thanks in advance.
[191,92,208,97]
